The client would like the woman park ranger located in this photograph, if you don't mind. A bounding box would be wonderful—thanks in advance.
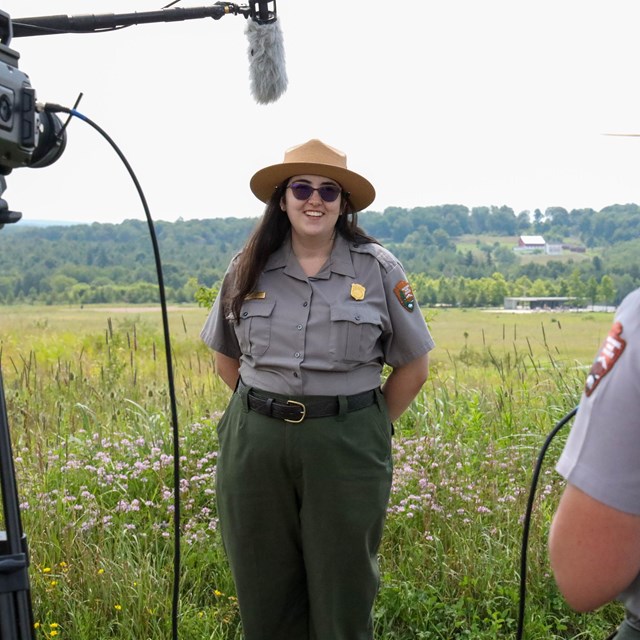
[201,138,435,640]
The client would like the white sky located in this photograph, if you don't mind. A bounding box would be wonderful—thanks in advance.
[2,0,640,224]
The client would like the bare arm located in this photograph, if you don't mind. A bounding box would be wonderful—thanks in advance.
[381,353,429,422]
[214,351,240,391]
[549,483,640,612]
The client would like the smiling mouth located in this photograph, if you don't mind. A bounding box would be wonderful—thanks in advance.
[305,211,323,217]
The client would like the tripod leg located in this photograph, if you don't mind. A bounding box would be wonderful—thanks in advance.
[0,367,35,640]
[0,595,21,639]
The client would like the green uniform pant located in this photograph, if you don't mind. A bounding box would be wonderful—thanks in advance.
[610,619,640,640]
[216,384,393,640]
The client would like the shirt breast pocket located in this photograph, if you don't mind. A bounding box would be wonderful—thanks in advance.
[330,303,382,363]
[237,299,276,357]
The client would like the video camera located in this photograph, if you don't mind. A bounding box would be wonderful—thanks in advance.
[0,9,66,172]
[0,9,67,228]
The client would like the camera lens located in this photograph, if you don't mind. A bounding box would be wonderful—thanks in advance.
[0,94,12,124]
[29,110,67,168]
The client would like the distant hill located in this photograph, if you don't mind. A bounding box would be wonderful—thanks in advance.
[12,219,79,228]
[0,204,638,306]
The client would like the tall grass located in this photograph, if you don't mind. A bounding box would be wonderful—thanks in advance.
[0,306,622,639]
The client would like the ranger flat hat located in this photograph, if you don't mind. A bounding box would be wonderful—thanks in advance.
[250,139,376,212]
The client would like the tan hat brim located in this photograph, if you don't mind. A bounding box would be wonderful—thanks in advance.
[250,162,376,212]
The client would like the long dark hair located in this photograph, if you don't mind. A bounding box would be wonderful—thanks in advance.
[225,178,378,321]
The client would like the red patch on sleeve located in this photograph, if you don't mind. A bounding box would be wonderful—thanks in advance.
[584,321,627,397]
[393,280,415,312]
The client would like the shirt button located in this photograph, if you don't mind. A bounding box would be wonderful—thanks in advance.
[293,372,299,377]
[294,352,301,358]
[242,311,248,317]
[354,315,361,321]
[297,324,303,330]
[303,301,308,307]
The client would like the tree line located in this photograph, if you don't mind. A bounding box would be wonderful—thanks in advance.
[363,203,640,247]
[409,272,617,309]
[0,203,638,307]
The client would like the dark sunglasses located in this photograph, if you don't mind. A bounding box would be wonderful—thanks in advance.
[286,182,344,203]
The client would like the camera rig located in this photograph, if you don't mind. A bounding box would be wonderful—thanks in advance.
[0,10,68,229]
[0,0,277,230]
[0,11,66,638]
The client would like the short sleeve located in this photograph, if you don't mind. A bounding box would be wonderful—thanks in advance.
[556,289,640,515]
[200,266,242,359]
[381,263,435,368]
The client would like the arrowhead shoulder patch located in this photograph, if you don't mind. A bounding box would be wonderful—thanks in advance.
[585,321,626,397]
[393,280,415,312]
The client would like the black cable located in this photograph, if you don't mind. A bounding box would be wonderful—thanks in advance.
[57,93,83,140]
[11,21,129,36]
[43,103,183,640]
[516,405,578,640]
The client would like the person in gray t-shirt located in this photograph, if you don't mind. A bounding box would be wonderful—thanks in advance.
[201,139,435,640]
[550,288,640,638]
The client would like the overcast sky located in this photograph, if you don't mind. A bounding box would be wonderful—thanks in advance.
[1,0,640,225]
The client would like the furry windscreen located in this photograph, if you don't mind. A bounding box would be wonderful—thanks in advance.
[245,19,288,105]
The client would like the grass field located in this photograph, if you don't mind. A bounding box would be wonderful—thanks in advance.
[0,304,623,639]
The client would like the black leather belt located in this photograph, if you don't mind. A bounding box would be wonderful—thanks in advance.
[246,388,377,423]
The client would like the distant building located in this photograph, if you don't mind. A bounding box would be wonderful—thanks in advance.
[504,296,575,310]
[562,243,586,253]
[545,243,563,255]
[516,235,546,252]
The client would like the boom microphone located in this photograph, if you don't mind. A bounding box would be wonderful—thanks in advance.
[12,2,289,104]
[245,0,288,104]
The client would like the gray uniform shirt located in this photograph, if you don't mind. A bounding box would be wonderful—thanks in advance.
[201,233,435,396]
[556,287,640,619]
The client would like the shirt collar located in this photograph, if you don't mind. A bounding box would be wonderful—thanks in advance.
[264,236,290,272]
[329,233,357,277]
[263,232,357,280]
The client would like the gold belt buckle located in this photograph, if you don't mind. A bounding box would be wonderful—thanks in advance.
[284,399,306,423]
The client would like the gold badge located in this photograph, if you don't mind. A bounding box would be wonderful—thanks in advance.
[351,283,366,301]
[244,291,266,300]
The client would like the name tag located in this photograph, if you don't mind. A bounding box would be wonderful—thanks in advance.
[244,291,266,300]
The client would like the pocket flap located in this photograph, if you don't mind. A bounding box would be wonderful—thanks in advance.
[239,299,276,319]
[330,303,380,325]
